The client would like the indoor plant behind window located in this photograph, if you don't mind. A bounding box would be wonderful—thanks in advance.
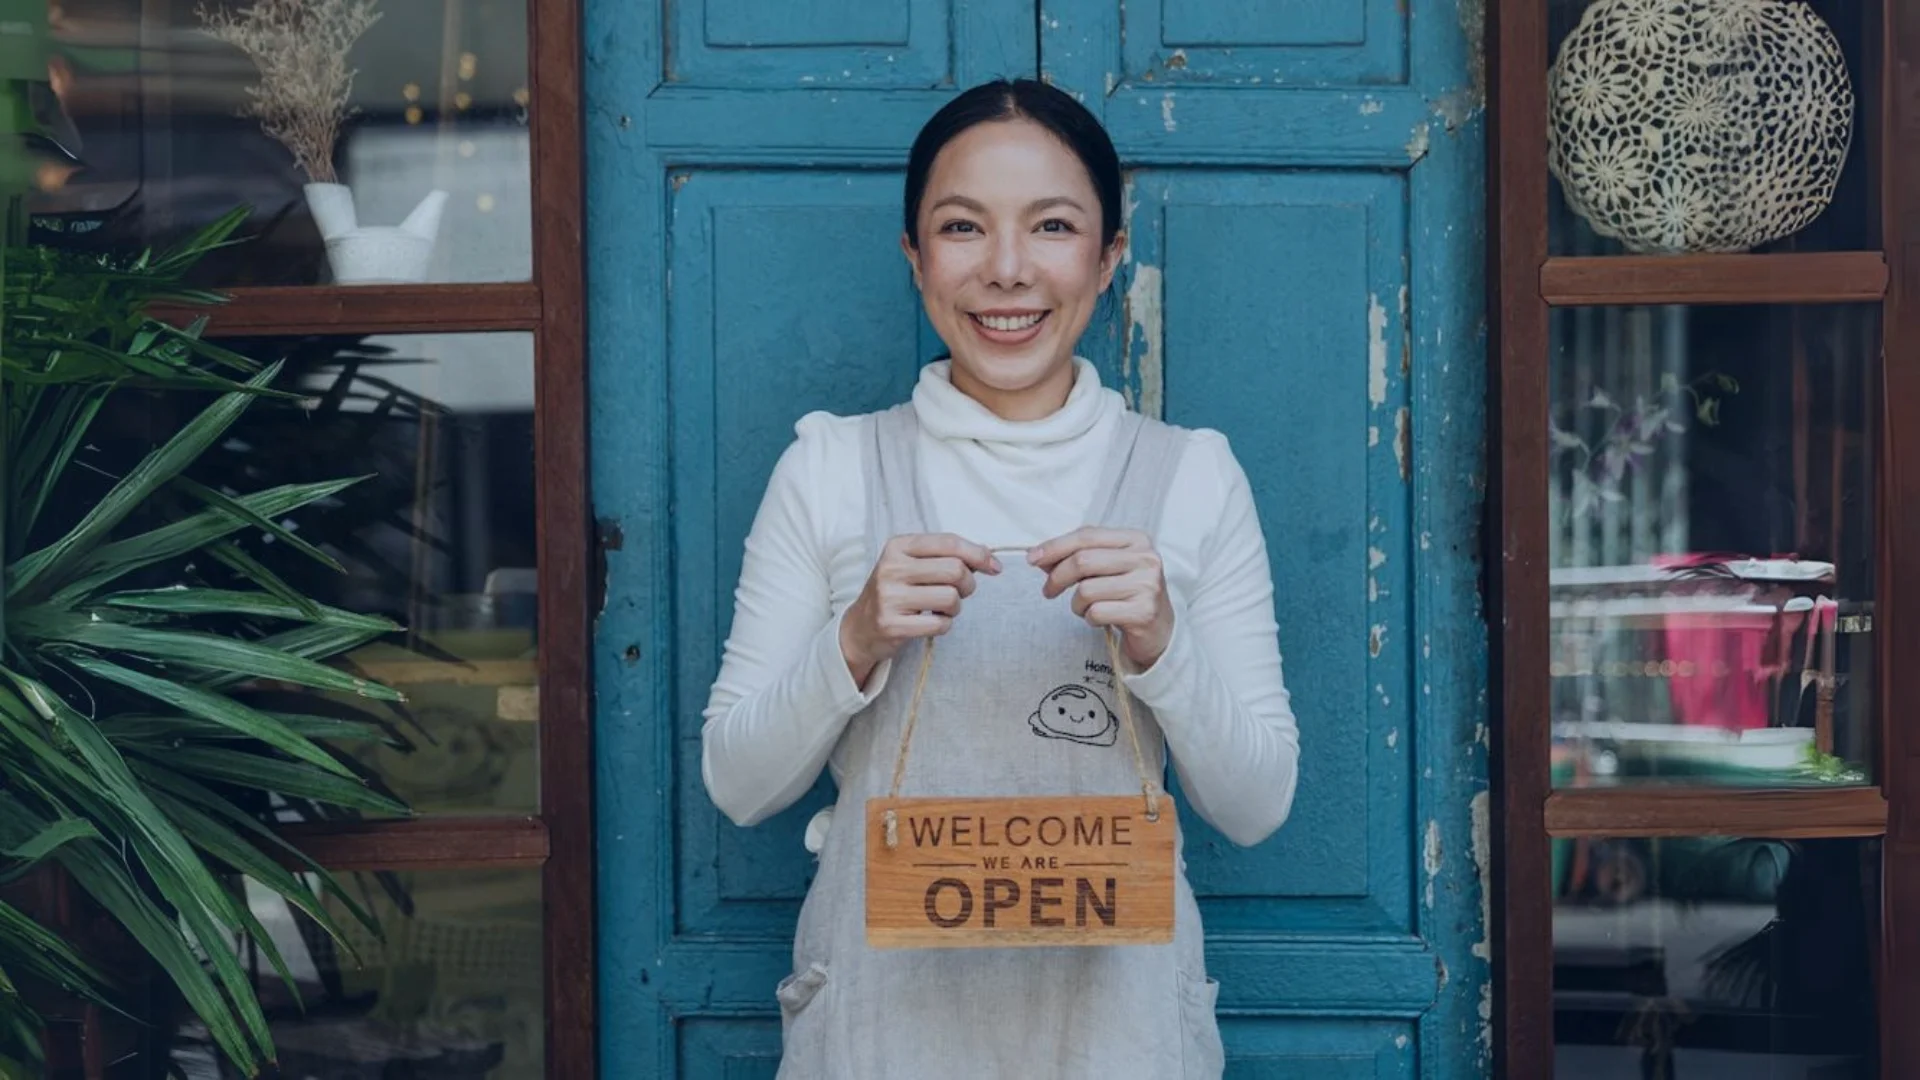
[0,206,419,1077]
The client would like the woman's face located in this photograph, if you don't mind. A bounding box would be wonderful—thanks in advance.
[903,118,1123,419]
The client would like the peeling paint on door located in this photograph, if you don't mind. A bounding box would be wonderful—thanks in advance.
[1126,264,1165,418]
[1368,293,1389,407]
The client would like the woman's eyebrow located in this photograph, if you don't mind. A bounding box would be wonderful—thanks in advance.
[928,194,988,214]
[927,194,1088,215]
[1026,195,1087,214]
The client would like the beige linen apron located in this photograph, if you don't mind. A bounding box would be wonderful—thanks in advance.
[774,404,1224,1080]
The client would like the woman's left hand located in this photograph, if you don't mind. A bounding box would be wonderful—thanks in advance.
[1029,527,1174,670]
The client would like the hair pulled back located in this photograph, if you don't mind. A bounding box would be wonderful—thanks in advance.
[902,78,1123,249]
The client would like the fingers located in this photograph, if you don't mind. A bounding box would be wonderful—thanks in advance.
[898,555,979,598]
[881,611,955,639]
[898,585,962,617]
[1027,527,1146,572]
[1041,546,1160,600]
[1067,574,1157,625]
[893,533,1002,575]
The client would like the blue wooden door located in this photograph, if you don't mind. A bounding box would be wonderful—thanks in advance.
[585,0,1489,1074]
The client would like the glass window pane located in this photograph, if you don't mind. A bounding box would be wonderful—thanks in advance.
[1548,305,1877,788]
[1553,835,1880,1078]
[194,332,539,814]
[1544,0,1875,256]
[33,0,531,286]
[168,867,544,1078]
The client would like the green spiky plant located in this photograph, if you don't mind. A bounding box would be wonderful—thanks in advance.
[0,206,416,1076]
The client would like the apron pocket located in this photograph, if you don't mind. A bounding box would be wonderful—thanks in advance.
[775,962,832,1070]
[776,961,830,1015]
[1176,970,1225,1079]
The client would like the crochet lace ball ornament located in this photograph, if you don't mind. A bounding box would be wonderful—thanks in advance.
[1547,0,1854,253]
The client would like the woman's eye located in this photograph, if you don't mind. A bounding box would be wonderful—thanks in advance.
[1038,219,1077,234]
[939,220,979,234]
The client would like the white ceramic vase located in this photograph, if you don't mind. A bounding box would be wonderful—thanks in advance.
[303,182,449,284]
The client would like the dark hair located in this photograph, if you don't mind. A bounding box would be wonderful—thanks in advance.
[903,78,1123,250]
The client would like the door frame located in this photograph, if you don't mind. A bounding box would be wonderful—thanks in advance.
[1485,0,1920,1075]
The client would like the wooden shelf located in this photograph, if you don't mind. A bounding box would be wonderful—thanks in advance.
[151,282,543,337]
[273,816,549,870]
[1540,251,1889,307]
[1545,785,1888,838]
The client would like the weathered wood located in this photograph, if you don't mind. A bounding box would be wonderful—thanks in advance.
[528,0,596,1068]
[1883,0,1920,1072]
[272,816,549,870]
[1540,252,1889,306]
[1487,0,1555,1074]
[150,283,542,336]
[865,796,1176,948]
[1545,786,1888,838]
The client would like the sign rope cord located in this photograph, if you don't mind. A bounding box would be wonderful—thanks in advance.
[882,623,1163,849]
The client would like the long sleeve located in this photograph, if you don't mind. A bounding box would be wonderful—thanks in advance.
[1123,431,1300,847]
[700,417,892,826]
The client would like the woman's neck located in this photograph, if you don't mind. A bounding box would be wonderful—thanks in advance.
[946,358,1078,422]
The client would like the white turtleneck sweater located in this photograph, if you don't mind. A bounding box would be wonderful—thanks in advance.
[701,359,1300,848]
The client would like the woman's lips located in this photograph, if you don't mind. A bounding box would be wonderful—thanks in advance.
[967,310,1050,346]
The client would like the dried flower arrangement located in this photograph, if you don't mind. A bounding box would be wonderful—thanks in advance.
[197,0,382,185]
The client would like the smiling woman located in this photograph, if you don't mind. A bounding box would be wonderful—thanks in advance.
[899,81,1125,421]
[697,78,1302,1080]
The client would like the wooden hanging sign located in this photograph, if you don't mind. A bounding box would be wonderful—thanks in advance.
[865,795,1176,949]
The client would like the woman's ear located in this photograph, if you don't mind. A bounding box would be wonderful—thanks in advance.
[900,231,923,290]
[1098,230,1128,292]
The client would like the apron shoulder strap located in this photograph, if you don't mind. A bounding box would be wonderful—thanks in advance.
[1100,413,1191,537]
[862,403,928,553]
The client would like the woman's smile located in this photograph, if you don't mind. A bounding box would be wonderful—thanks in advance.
[968,308,1052,344]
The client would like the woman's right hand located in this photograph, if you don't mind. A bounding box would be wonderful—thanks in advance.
[840,533,1001,687]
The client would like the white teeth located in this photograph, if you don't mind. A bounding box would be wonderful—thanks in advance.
[975,312,1045,332]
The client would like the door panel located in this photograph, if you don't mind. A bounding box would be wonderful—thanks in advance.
[668,172,923,937]
[1042,0,1489,1075]
[1218,1018,1417,1079]
[1132,173,1412,941]
[588,1,1036,1072]
[669,0,1031,87]
[587,0,1486,1071]
[1121,0,1406,83]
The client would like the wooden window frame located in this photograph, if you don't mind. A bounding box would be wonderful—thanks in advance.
[148,0,594,1073]
[1487,1,1919,1077]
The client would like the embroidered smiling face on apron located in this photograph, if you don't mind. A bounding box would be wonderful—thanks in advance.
[773,405,1226,1080]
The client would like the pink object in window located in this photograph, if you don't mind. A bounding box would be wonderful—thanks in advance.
[1651,554,1835,731]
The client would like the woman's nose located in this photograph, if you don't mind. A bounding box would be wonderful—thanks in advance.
[985,233,1030,288]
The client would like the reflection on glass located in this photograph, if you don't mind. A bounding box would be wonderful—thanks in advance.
[29,0,531,285]
[1548,305,1877,788]
[1553,836,1878,1078]
[168,869,543,1078]
[197,333,538,813]
[1544,0,1875,256]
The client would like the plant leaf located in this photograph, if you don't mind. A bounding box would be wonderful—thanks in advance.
[56,622,402,703]
[10,363,284,600]
[203,540,325,618]
[101,588,399,632]
[193,624,395,694]
[12,383,108,542]
[49,477,361,604]
[0,815,101,862]
[0,686,272,1066]
[57,654,365,777]
[52,836,262,1071]
[100,711,394,746]
[171,476,344,572]
[121,743,408,816]
[0,899,113,1004]
[149,787,363,971]
[126,761,382,935]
